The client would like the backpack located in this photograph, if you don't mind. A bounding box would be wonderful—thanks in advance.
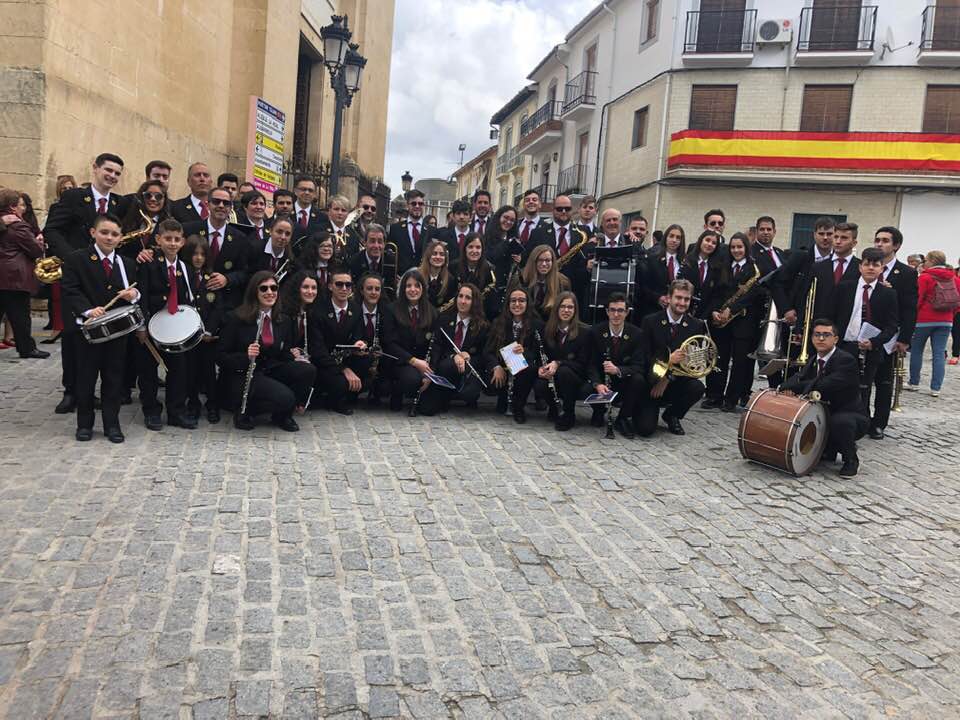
[930,276,960,313]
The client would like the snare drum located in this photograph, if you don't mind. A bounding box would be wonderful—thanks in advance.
[148,306,205,353]
[81,304,145,344]
[738,389,828,476]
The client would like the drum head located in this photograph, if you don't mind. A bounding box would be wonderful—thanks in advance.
[788,401,828,475]
[149,306,202,344]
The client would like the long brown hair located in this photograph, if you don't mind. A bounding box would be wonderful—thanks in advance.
[488,286,537,351]
[417,239,452,303]
[544,291,582,341]
[446,282,488,333]
[393,268,436,330]
[520,243,569,316]
[180,234,210,273]
[235,270,283,323]
[456,232,493,286]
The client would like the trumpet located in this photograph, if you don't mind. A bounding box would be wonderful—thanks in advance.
[891,349,906,412]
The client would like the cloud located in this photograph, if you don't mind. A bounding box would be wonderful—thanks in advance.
[383,0,596,192]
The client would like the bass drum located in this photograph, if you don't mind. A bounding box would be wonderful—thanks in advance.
[588,246,636,324]
[738,389,828,476]
[148,306,205,353]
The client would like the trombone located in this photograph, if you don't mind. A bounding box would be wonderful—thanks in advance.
[382,241,399,301]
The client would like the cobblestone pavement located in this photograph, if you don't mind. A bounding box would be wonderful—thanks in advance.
[1,338,959,719]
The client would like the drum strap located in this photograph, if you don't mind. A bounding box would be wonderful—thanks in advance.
[171,259,195,303]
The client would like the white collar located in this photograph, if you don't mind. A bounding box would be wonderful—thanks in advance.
[603,234,620,245]
[732,258,746,267]
[331,223,345,233]
[815,248,832,261]
[294,203,312,216]
[857,276,874,291]
[162,256,179,268]
[94,245,115,262]
[884,257,897,272]
[260,308,273,319]
[456,314,470,325]
[817,347,836,364]
[666,308,683,324]
[91,187,111,205]
[365,252,380,265]
[363,304,377,315]
[608,324,624,337]
[455,225,470,235]
[207,219,227,234]
[263,239,285,258]
[408,218,422,227]
[331,299,349,313]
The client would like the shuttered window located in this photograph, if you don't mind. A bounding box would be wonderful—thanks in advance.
[689,85,737,131]
[923,85,960,133]
[800,85,853,132]
[632,107,649,148]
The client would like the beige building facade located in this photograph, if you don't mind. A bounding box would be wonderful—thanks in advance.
[1,0,394,210]
[489,87,537,210]
[452,145,496,203]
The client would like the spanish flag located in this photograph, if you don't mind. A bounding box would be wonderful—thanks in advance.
[668,129,960,173]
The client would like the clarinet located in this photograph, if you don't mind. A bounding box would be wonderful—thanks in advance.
[239,312,266,417]
[506,321,521,415]
[409,324,435,417]
[368,310,381,384]
[603,345,615,439]
[535,329,560,411]
[300,309,310,362]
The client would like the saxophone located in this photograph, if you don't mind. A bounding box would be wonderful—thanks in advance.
[713,264,760,327]
[557,228,591,269]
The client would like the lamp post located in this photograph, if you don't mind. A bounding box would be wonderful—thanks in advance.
[319,15,367,196]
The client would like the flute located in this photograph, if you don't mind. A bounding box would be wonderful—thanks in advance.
[440,327,488,389]
[239,311,265,417]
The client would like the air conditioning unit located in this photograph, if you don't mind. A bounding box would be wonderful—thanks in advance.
[757,19,792,45]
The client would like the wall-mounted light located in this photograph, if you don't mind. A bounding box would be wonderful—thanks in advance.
[552,152,559,162]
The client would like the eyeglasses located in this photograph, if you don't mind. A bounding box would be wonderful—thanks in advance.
[409,200,425,207]
[812,332,835,339]
[361,204,376,211]
[142,192,164,201]
[607,307,627,314]
[209,198,231,206]
[258,284,278,293]
[554,206,572,212]
[333,280,353,289]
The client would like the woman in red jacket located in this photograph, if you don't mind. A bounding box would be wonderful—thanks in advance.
[0,189,49,358]
[907,250,960,396]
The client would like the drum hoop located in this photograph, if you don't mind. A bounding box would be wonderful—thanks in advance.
[149,306,204,344]
[739,390,811,469]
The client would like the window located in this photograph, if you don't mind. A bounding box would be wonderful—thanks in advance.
[513,182,521,202]
[644,0,660,43]
[504,126,513,151]
[800,85,853,132]
[791,212,846,251]
[923,85,960,133]
[689,85,737,131]
[632,107,649,149]
[809,0,862,52]
[499,187,507,207]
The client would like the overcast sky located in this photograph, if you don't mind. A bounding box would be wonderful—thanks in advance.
[383,0,597,191]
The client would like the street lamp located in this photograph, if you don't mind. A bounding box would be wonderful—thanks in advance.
[319,15,367,195]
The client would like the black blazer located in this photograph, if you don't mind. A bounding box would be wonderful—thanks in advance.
[483,317,544,375]
[61,245,139,327]
[349,251,387,284]
[216,310,295,375]
[290,206,330,243]
[434,226,472,264]
[430,312,489,366]
[186,267,225,336]
[542,321,590,379]
[883,260,919,345]
[780,348,866,416]
[43,188,129,258]
[138,257,195,316]
[638,311,708,382]
[638,249,682,316]
[831,279,898,350]
[315,299,362,352]
[530,221,590,290]
[716,260,765,340]
[386,306,436,364]
[800,254,861,321]
[679,259,724,320]
[247,239,293,276]
[388,219,434,273]
[170,195,205,224]
[751,243,793,315]
[181,221,251,308]
[587,321,643,386]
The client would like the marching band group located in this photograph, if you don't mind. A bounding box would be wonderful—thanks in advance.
[35,153,923,477]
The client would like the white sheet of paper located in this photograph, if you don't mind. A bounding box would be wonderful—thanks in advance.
[858,322,881,342]
[499,342,528,376]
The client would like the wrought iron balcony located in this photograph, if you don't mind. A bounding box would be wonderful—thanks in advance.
[797,4,877,53]
[683,9,757,54]
[561,71,597,116]
[520,101,562,139]
[517,183,556,207]
[495,147,520,176]
[557,165,590,196]
[921,5,960,52]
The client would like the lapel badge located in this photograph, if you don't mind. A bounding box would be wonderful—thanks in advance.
[224,260,233,270]
[682,321,688,327]
[624,334,630,340]
[89,254,97,261]
[327,312,334,319]
[660,319,667,326]
[894,269,900,274]
[84,196,91,203]
[206,292,216,303]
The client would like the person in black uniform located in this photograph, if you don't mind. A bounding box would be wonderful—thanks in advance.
[638,223,685,318]
[44,152,130,414]
[538,291,591,431]
[485,286,542,423]
[385,268,437,412]
[169,162,212,223]
[680,229,725,323]
[830,247,899,411]
[182,234,225,423]
[635,279,708,437]
[387,190,434,273]
[349,224,388,283]
[352,272,396,405]
[869,226,918,439]
[586,292,644,438]
[216,271,315,431]
[750,216,794,387]
[529,195,590,307]
[435,199,473,265]
[248,216,294,277]
[417,239,457,310]
[455,233,499,320]
[484,205,520,312]
[136,219,197,430]
[421,282,490,415]
[61,213,140,442]
[779,319,868,476]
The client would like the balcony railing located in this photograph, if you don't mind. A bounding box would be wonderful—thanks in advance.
[683,9,757,54]
[922,5,960,51]
[496,147,519,176]
[562,71,598,114]
[557,165,590,195]
[516,183,556,207]
[520,101,562,138]
[798,4,877,52]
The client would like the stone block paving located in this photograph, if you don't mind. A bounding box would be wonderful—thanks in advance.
[1,347,958,718]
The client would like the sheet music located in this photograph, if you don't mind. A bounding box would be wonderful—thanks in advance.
[583,391,618,405]
[424,372,456,390]
[858,322,881,343]
[499,342,528,376]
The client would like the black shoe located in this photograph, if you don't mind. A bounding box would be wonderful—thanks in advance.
[534,398,547,412]
[40,332,61,345]
[839,457,859,477]
[663,414,685,435]
[75,427,93,442]
[55,394,76,414]
[513,408,527,424]
[555,412,575,431]
[466,398,479,409]
[738,396,749,408]
[590,407,606,427]
[547,403,558,421]
[144,414,163,431]
[119,391,132,405]
[20,349,50,359]
[276,416,299,432]
[206,406,221,424]
[614,415,635,439]
[389,394,403,412]
[168,416,198,430]
[333,400,354,416]
[186,403,201,420]
[700,398,722,410]
[105,427,125,443]
[495,395,508,415]
[234,414,254,430]
[721,400,736,413]
[868,427,884,440]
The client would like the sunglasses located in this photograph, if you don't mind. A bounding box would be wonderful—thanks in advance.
[409,201,425,206]
[333,280,353,289]
[554,206,572,212]
[258,284,278,292]
[209,198,231,206]
[142,192,165,201]
[361,204,376,211]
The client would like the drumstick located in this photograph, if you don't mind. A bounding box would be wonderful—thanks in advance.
[142,335,168,374]
[83,282,138,325]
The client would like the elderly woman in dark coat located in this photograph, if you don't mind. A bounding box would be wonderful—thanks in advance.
[0,188,48,358]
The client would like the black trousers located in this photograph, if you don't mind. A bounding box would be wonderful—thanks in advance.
[187,340,219,409]
[61,326,80,394]
[137,339,187,419]
[222,361,315,419]
[485,366,536,410]
[839,341,882,410]
[312,360,350,408]
[535,365,586,414]
[392,364,426,400]
[421,356,484,414]
[635,377,705,436]
[707,328,754,403]
[0,289,36,356]
[76,333,127,430]
[824,411,869,462]
[870,350,897,430]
